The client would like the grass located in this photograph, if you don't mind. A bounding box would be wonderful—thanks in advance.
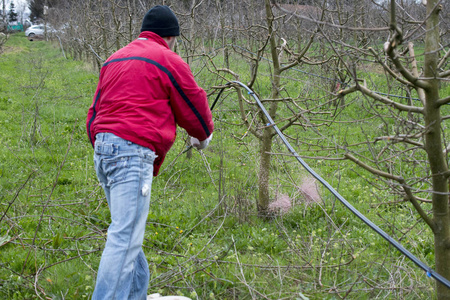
[0,33,440,299]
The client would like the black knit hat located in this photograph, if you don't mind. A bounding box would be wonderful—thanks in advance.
[140,5,180,37]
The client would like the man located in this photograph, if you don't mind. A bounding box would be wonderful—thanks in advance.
[86,5,213,299]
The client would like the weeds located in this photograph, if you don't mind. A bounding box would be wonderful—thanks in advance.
[0,34,438,299]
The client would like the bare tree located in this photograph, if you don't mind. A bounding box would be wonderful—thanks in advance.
[205,0,331,216]
[299,0,450,298]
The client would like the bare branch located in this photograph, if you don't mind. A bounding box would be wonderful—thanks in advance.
[337,84,423,114]
[345,153,403,182]
[439,70,450,78]
[437,47,450,70]
[368,47,412,87]
[436,95,450,107]
[345,153,435,230]
[374,135,424,148]
[358,85,424,114]
[248,36,271,88]
[233,85,262,140]
[408,43,426,106]
[217,68,240,80]
[384,38,429,90]
[272,2,390,32]
[279,33,315,73]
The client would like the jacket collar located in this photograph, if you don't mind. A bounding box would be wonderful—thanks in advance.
[138,31,169,49]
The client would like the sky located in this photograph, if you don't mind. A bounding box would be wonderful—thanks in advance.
[3,0,30,18]
[4,0,30,14]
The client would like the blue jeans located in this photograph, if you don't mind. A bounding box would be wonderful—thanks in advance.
[92,133,156,300]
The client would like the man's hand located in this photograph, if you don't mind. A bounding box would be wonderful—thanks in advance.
[190,134,212,150]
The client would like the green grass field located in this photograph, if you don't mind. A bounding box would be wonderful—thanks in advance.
[0,34,439,299]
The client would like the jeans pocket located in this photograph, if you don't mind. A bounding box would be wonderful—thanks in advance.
[101,155,130,185]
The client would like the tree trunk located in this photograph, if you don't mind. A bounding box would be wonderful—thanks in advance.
[258,126,272,216]
[423,1,450,298]
[256,0,282,216]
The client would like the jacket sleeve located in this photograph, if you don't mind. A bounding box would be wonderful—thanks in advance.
[86,83,102,147]
[167,58,214,141]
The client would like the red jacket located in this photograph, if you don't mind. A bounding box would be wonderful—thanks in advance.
[87,32,214,175]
